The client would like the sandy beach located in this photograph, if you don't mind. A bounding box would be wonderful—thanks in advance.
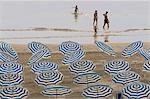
[8,42,150,99]
[0,1,149,99]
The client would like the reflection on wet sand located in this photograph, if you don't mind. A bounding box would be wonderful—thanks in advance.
[74,13,78,22]
[104,30,109,42]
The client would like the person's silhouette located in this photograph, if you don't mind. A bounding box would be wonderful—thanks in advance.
[93,10,98,26]
[74,5,78,14]
[103,11,109,29]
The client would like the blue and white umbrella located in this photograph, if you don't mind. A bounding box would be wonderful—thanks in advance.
[95,41,115,56]
[0,86,29,99]
[30,61,59,74]
[73,72,101,86]
[35,71,64,86]
[0,52,17,62]
[69,60,95,74]
[82,84,112,98]
[0,73,23,86]
[28,41,51,57]
[138,48,150,60]
[122,82,150,99]
[122,41,143,57]
[143,61,150,71]
[28,49,51,65]
[0,62,23,74]
[104,60,130,75]
[59,41,81,54]
[112,71,140,85]
[62,50,85,64]
[0,41,18,60]
[42,86,72,98]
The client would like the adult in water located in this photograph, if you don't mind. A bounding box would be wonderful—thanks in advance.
[103,11,109,29]
[93,10,98,26]
[74,5,79,14]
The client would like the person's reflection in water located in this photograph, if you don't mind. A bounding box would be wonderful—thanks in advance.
[93,25,98,37]
[74,13,78,22]
[104,30,109,42]
[93,25,98,43]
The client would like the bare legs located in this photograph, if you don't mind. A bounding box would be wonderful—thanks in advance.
[103,22,109,29]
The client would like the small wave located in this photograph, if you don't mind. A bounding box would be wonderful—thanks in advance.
[123,28,150,32]
[0,27,149,33]
[32,27,81,32]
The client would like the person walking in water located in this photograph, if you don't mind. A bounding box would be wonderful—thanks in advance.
[74,5,79,14]
[93,10,98,26]
[103,11,109,29]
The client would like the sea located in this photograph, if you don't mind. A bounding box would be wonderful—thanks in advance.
[0,1,149,44]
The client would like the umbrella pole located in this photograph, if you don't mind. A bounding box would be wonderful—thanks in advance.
[96,87,98,99]
[56,89,57,99]
[86,75,89,87]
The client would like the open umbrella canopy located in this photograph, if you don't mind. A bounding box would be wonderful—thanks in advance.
[28,41,51,57]
[62,50,85,64]
[82,84,112,98]
[0,86,29,99]
[35,71,64,86]
[95,41,115,56]
[42,86,72,97]
[30,61,59,74]
[69,60,95,74]
[0,41,18,60]
[0,73,23,86]
[122,82,150,99]
[104,60,130,75]
[112,71,140,85]
[138,48,150,60]
[59,41,81,54]
[122,41,143,57]
[143,60,150,71]
[0,52,17,62]
[0,62,23,74]
[28,49,51,65]
[73,72,101,85]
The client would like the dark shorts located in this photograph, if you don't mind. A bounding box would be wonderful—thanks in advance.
[104,19,109,23]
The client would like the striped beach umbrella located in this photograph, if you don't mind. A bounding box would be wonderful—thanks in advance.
[122,41,143,57]
[30,61,59,74]
[0,62,23,74]
[28,49,51,65]
[104,60,130,75]
[143,61,150,71]
[0,86,29,99]
[62,50,85,64]
[73,72,101,86]
[138,48,150,60]
[0,41,18,60]
[82,84,112,98]
[95,41,115,56]
[42,86,72,98]
[0,52,17,62]
[0,73,23,86]
[112,71,140,85]
[122,82,150,99]
[69,60,95,74]
[59,41,81,54]
[35,71,64,86]
[28,41,51,57]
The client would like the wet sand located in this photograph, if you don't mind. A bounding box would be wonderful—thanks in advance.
[9,42,150,99]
